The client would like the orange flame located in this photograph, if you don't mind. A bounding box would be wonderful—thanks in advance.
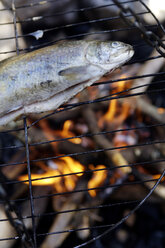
[57,157,84,191]
[19,156,85,192]
[102,99,117,122]
[39,119,81,148]
[19,170,61,186]
[56,120,81,144]
[19,159,109,198]
[88,165,107,197]
[60,157,84,176]
[98,74,131,128]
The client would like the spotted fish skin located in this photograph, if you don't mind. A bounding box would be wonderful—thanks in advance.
[0,40,134,126]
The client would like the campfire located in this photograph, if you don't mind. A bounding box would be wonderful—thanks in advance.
[0,0,165,248]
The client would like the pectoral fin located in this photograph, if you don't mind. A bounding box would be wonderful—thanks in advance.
[58,65,103,83]
[58,66,89,77]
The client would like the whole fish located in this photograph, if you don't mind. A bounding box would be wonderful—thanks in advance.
[0,40,134,126]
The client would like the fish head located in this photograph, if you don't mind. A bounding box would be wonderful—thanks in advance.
[85,40,134,71]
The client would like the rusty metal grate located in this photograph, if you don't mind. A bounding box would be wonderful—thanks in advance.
[0,0,165,247]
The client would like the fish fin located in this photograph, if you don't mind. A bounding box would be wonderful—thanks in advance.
[58,66,89,76]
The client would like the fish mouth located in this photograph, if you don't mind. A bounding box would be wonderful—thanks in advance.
[121,48,134,65]
[127,47,134,60]
[115,46,134,65]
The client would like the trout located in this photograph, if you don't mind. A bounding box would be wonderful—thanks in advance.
[0,40,134,125]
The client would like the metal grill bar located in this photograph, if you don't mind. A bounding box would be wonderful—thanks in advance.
[23,118,37,248]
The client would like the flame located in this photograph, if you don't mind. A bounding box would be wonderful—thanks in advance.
[88,165,107,197]
[19,170,61,186]
[98,74,131,128]
[57,157,85,191]
[18,156,85,192]
[56,120,81,144]
[102,99,117,122]
[112,76,128,91]
[39,119,81,148]
[60,157,84,176]
[19,160,109,198]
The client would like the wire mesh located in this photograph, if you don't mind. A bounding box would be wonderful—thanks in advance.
[0,0,165,247]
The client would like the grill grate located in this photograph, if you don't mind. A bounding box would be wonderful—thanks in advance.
[0,0,165,247]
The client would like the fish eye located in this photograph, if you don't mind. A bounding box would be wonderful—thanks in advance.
[112,42,120,48]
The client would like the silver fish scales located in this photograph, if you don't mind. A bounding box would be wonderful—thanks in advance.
[0,40,134,126]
